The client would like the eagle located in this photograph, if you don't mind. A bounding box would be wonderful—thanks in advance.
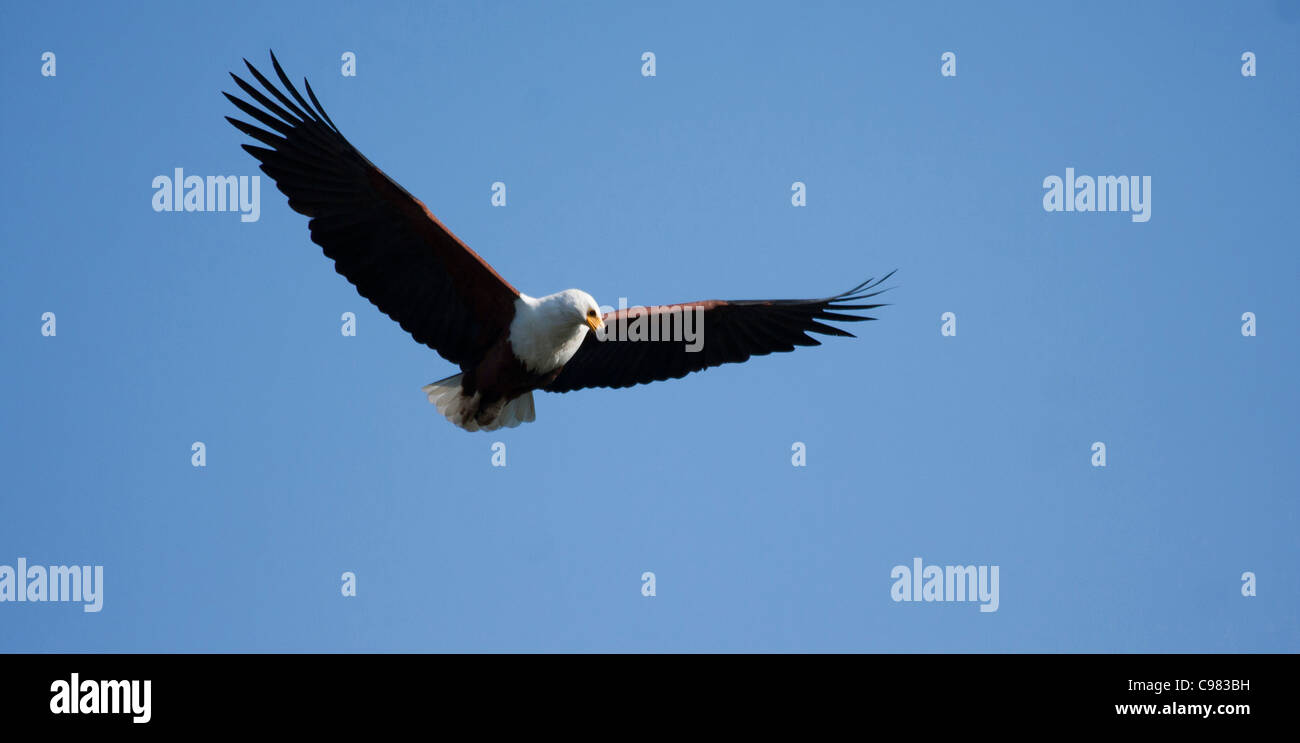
[225,53,892,432]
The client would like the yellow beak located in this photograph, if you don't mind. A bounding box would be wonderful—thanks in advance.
[586,315,604,332]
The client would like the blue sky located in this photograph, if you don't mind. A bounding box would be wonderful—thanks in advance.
[1,1,1296,651]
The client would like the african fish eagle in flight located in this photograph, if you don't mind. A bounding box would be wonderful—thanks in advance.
[225,53,891,432]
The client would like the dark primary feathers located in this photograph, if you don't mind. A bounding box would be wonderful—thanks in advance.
[545,273,893,392]
[223,51,519,367]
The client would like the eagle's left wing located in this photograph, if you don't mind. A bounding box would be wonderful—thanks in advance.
[224,52,520,368]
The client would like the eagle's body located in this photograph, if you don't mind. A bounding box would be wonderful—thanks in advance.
[226,53,891,432]
[426,290,598,431]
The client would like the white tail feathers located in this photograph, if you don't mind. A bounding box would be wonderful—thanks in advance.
[421,374,536,432]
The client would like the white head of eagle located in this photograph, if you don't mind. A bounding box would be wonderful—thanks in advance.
[509,290,604,376]
[225,52,892,432]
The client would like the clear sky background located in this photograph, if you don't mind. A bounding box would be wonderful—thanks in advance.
[1,1,1296,652]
